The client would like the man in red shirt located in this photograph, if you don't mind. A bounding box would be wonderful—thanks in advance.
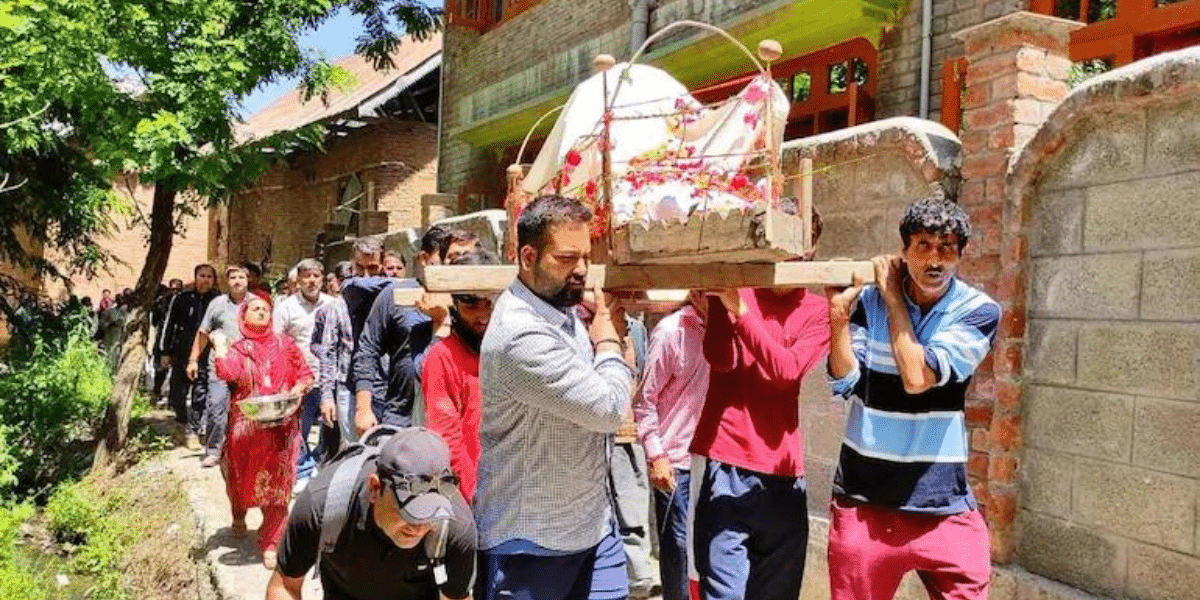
[689,211,829,600]
[422,248,499,501]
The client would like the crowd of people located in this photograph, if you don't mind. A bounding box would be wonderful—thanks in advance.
[130,192,998,600]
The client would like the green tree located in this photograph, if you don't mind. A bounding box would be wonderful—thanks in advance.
[0,0,441,468]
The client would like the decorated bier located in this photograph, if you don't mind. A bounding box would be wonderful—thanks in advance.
[506,26,815,266]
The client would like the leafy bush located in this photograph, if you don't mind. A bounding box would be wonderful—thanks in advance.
[45,481,130,600]
[0,503,49,600]
[0,323,111,501]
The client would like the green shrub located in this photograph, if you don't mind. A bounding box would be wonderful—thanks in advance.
[43,481,130,599]
[0,325,111,501]
[0,503,49,600]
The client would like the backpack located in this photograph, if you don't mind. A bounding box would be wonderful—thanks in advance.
[318,425,451,584]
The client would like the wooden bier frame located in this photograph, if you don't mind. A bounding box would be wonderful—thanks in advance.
[393,260,875,306]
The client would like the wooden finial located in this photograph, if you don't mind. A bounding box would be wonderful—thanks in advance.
[593,54,616,72]
[757,39,783,63]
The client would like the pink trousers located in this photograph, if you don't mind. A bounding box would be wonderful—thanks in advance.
[828,497,991,600]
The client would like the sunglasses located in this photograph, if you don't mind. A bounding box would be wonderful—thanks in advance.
[451,294,494,307]
[382,470,459,497]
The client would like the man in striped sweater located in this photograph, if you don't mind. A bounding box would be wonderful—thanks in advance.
[825,196,1001,600]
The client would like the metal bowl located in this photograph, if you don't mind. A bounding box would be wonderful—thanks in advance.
[237,392,302,424]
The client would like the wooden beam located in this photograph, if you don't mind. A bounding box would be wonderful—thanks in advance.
[410,261,875,299]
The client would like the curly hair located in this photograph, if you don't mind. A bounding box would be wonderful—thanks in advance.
[899,196,971,251]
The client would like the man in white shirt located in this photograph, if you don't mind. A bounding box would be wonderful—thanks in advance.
[274,258,334,481]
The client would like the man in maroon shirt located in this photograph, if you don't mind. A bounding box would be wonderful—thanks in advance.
[689,212,829,600]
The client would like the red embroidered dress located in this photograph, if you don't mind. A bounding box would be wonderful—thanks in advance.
[215,299,313,552]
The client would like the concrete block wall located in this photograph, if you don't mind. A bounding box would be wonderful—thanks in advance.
[223,120,437,279]
[1010,48,1200,600]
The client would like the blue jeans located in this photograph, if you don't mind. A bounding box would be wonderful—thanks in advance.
[334,383,358,446]
[653,468,691,600]
[296,387,322,479]
[693,459,808,600]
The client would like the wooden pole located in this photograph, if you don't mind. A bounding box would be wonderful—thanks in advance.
[395,261,875,304]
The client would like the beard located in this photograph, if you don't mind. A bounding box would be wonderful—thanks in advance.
[532,265,585,308]
[449,307,485,353]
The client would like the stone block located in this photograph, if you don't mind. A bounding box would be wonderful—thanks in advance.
[1025,320,1077,385]
[1073,459,1196,552]
[1141,249,1200,322]
[1025,385,1133,461]
[1029,254,1140,319]
[1133,398,1200,478]
[1020,448,1074,519]
[1084,171,1200,252]
[1145,99,1200,177]
[1076,324,1200,400]
[1127,543,1200,600]
[816,210,892,260]
[1040,110,1146,191]
[1028,187,1084,257]
[1017,511,1126,597]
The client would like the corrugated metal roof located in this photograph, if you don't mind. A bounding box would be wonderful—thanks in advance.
[237,33,442,142]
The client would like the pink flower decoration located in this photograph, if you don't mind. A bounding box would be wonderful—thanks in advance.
[565,149,582,167]
[730,174,751,190]
[743,84,766,104]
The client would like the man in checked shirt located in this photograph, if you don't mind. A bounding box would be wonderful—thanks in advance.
[475,194,634,600]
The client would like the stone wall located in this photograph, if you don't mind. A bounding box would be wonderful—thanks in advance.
[223,119,437,278]
[1010,48,1200,600]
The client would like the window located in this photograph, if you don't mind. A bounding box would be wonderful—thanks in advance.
[334,175,363,235]
[692,37,879,140]
[1030,0,1200,65]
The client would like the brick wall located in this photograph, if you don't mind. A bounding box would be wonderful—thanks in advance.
[39,174,211,301]
[224,119,437,279]
[1012,48,1200,600]
[875,0,1024,125]
[439,2,628,196]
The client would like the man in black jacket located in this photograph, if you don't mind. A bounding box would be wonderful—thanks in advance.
[156,265,219,447]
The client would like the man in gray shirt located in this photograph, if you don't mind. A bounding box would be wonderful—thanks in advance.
[188,264,249,466]
[475,195,633,600]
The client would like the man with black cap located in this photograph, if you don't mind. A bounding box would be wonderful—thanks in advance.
[267,428,477,600]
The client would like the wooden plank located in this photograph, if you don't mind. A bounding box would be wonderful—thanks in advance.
[413,261,875,300]
[393,289,452,307]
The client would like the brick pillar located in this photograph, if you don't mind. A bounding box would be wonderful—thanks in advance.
[952,12,1082,562]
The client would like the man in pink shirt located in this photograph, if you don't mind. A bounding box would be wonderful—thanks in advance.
[634,290,709,600]
[689,214,830,600]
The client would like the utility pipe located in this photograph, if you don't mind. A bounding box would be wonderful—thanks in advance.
[918,0,934,119]
[630,0,652,57]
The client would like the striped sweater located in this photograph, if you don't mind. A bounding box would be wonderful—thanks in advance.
[829,278,1000,514]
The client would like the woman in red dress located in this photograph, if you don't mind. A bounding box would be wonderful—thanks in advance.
[212,294,312,569]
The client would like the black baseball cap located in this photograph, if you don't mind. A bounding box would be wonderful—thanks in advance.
[375,428,457,525]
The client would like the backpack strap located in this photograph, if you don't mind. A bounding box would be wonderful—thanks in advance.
[318,446,378,555]
[317,424,404,555]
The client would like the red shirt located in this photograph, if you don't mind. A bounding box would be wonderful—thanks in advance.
[689,288,830,477]
[422,333,481,501]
